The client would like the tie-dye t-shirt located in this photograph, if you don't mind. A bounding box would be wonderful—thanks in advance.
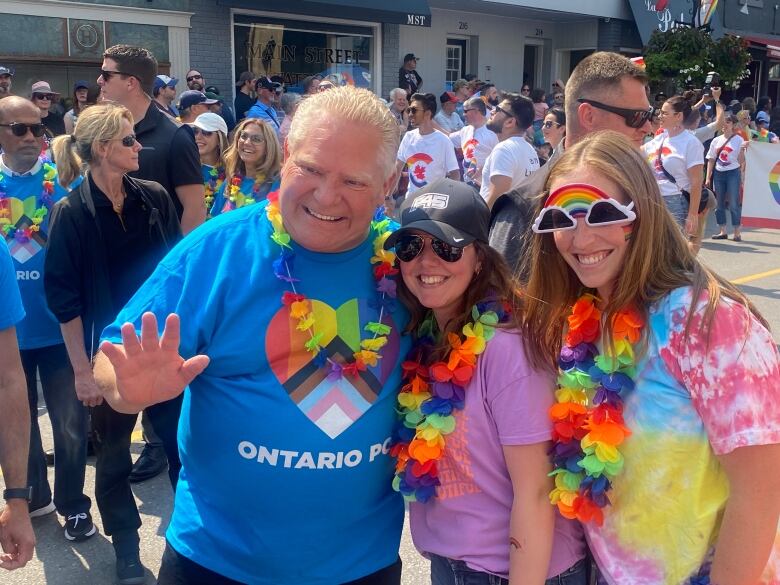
[589,287,780,585]
[101,202,410,585]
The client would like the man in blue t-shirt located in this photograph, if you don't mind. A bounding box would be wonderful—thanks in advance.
[0,240,36,571]
[0,97,94,541]
[95,87,408,584]
[246,76,282,141]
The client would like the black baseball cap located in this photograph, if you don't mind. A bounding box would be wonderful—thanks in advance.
[178,90,218,111]
[255,76,281,91]
[403,53,419,63]
[0,66,14,76]
[384,179,490,250]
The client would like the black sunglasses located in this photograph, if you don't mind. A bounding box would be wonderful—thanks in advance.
[542,120,561,129]
[0,122,46,137]
[187,74,203,82]
[32,93,54,101]
[406,106,420,114]
[192,127,214,138]
[395,234,465,263]
[100,69,128,81]
[521,87,530,92]
[106,134,137,147]
[577,98,655,129]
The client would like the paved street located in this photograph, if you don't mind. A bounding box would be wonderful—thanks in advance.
[2,217,779,585]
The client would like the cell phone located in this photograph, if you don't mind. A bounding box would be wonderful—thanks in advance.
[703,71,720,97]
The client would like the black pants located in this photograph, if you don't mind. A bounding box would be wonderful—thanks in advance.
[157,540,402,585]
[91,396,182,556]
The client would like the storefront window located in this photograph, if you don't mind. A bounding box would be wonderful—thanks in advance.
[234,14,375,92]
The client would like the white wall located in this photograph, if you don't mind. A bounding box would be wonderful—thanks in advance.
[399,8,599,96]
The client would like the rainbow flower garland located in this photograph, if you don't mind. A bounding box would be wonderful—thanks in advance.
[548,294,643,525]
[0,159,56,242]
[204,165,225,214]
[225,173,267,211]
[390,300,510,502]
[265,188,398,374]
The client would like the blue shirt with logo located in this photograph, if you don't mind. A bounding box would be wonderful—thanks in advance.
[0,158,69,349]
[0,241,24,330]
[102,202,408,584]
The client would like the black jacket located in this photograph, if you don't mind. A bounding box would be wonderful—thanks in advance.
[44,174,181,357]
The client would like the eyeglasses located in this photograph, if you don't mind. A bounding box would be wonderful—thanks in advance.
[109,134,137,147]
[577,98,655,129]
[32,93,54,101]
[192,127,214,138]
[238,131,265,145]
[395,234,465,263]
[463,108,477,113]
[406,106,420,115]
[542,120,561,129]
[186,74,203,82]
[532,193,636,233]
[100,69,128,81]
[554,94,564,100]
[521,88,530,92]
[0,122,46,137]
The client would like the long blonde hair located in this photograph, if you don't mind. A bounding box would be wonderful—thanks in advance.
[223,118,281,181]
[50,103,133,188]
[521,130,767,369]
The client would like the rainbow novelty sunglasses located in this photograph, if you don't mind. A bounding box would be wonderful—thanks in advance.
[532,183,636,233]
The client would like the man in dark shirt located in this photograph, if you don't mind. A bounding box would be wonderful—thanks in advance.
[234,71,255,121]
[398,53,422,98]
[98,45,204,234]
[30,81,65,137]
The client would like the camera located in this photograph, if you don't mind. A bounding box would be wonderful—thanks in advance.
[703,71,720,97]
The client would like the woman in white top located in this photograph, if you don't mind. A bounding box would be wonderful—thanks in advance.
[706,114,746,241]
[641,96,704,237]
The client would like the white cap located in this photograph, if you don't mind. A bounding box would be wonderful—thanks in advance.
[192,112,228,136]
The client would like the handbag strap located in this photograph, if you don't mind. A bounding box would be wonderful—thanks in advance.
[655,138,678,184]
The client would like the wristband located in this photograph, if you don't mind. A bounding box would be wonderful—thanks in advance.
[3,487,32,503]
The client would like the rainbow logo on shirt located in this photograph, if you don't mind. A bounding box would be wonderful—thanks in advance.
[542,183,609,216]
[768,161,780,205]
[406,153,434,188]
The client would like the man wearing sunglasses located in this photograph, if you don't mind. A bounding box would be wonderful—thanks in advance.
[448,97,498,189]
[185,69,205,92]
[489,51,651,273]
[247,77,282,140]
[0,97,94,542]
[30,81,65,137]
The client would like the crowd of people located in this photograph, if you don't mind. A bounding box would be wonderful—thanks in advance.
[0,43,778,585]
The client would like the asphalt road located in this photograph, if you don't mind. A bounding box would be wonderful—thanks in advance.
[2,216,779,585]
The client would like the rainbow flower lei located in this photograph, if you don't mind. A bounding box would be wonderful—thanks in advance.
[203,165,225,214]
[0,159,56,242]
[264,188,398,374]
[225,173,267,211]
[390,300,510,502]
[549,294,643,525]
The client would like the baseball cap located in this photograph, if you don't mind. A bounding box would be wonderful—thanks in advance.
[235,71,254,87]
[439,91,457,104]
[204,91,224,103]
[73,80,90,91]
[403,53,419,63]
[255,76,281,91]
[178,90,217,111]
[30,81,59,97]
[192,112,228,136]
[756,110,770,125]
[153,75,177,95]
[0,66,14,76]
[384,179,489,250]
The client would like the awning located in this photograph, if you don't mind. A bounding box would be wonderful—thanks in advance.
[739,35,780,59]
[219,0,431,27]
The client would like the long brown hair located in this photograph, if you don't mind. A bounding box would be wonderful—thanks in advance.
[223,118,281,181]
[396,240,538,362]
[521,130,767,370]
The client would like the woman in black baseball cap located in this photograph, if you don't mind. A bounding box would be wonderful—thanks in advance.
[385,178,587,584]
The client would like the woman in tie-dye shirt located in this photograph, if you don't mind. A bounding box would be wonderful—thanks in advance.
[522,131,780,585]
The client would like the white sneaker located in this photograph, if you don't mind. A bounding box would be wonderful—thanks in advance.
[29,501,56,518]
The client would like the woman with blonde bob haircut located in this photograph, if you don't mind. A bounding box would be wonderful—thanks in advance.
[522,130,780,585]
[210,117,281,216]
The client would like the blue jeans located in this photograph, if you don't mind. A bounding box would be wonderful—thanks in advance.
[22,343,91,516]
[430,555,588,585]
[713,167,741,227]
[663,192,688,228]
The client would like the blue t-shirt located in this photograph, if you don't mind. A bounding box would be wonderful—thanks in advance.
[246,101,281,138]
[1,160,68,349]
[0,242,24,330]
[210,175,277,217]
[102,203,409,584]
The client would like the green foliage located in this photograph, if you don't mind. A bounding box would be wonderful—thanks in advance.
[645,28,751,89]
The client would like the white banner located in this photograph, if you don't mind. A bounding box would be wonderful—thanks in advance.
[742,141,780,228]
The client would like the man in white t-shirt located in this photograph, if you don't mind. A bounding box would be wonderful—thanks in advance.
[396,92,459,199]
[480,94,540,207]
[449,97,499,188]
[433,91,464,134]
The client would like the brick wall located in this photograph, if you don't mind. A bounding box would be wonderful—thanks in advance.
[188,0,233,98]
[381,23,400,100]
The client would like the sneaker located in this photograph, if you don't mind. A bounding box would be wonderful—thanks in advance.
[64,512,97,542]
[116,554,146,585]
[29,501,56,518]
[128,444,167,484]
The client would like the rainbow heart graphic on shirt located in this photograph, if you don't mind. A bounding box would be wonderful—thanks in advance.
[768,161,780,205]
[0,196,47,264]
[406,153,433,188]
[265,298,400,439]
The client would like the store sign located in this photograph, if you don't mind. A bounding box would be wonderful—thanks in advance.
[628,0,723,44]
[406,14,428,26]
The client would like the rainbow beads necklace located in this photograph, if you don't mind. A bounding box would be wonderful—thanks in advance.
[548,294,642,525]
